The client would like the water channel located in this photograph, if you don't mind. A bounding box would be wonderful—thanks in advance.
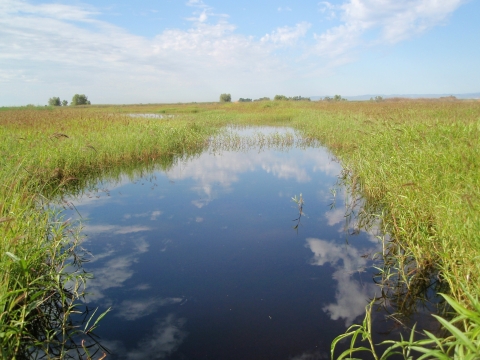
[62,127,433,359]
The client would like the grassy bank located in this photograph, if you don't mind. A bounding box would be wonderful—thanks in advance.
[1,100,479,358]
[0,108,219,358]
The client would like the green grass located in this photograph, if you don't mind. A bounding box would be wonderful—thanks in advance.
[1,100,479,358]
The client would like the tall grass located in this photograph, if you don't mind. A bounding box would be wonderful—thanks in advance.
[1,100,479,358]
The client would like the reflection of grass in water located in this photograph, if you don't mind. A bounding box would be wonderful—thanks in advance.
[1,100,480,358]
[331,292,480,359]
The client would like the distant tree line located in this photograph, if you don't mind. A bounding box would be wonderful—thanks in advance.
[48,94,91,106]
[274,95,311,101]
[237,95,311,102]
[322,95,347,102]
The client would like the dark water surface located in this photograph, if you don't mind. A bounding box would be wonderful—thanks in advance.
[66,127,391,359]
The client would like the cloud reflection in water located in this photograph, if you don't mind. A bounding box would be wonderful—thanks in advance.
[306,238,377,326]
[124,314,187,360]
[103,314,187,360]
[166,145,341,207]
[117,297,184,321]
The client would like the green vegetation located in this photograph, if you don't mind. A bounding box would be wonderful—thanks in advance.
[332,292,480,359]
[219,93,231,102]
[0,108,218,358]
[274,94,311,101]
[322,94,348,101]
[48,97,61,106]
[71,94,90,106]
[1,99,479,358]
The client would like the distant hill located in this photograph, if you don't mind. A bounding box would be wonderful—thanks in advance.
[310,93,480,101]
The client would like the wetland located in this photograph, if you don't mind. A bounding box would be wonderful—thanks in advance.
[1,100,479,359]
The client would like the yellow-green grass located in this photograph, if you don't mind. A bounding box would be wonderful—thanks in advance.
[1,100,479,358]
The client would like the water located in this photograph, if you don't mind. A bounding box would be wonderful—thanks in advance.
[127,113,174,119]
[65,127,401,359]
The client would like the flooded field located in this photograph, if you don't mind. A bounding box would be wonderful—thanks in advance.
[63,128,422,359]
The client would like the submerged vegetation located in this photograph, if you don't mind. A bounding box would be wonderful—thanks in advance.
[1,100,479,358]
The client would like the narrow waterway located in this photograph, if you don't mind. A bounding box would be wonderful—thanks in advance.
[63,127,425,359]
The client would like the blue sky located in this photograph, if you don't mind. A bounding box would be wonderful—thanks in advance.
[1,0,479,105]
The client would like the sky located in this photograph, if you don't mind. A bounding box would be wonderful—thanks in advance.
[1,0,479,105]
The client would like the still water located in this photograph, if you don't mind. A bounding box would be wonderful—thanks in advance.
[66,127,388,359]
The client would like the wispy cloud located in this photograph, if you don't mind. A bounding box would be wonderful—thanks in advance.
[313,0,466,64]
[261,22,311,47]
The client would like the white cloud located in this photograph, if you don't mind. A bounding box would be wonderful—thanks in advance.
[261,22,311,47]
[318,1,336,19]
[0,0,468,104]
[313,0,465,62]
[0,0,286,104]
[186,0,209,8]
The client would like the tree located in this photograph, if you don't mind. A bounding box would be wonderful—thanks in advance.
[290,96,311,101]
[323,95,347,102]
[254,97,270,101]
[274,95,288,101]
[219,93,231,102]
[238,98,252,102]
[71,94,90,106]
[48,97,61,106]
[62,100,68,106]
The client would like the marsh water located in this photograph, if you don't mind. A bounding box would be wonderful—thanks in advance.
[64,127,435,359]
